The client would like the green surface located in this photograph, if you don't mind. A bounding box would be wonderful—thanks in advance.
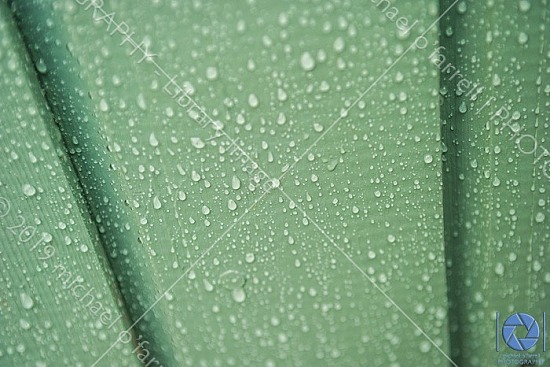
[441,1,550,365]
[0,2,140,366]
[1,0,549,366]
[11,0,450,365]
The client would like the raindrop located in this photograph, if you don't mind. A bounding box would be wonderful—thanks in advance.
[35,59,47,74]
[245,253,255,263]
[20,293,34,310]
[153,196,162,209]
[300,51,315,71]
[248,94,259,108]
[232,288,246,303]
[191,137,205,149]
[22,184,36,197]
[149,133,159,147]
[137,93,147,110]
[206,66,218,80]
[459,101,468,113]
[231,176,241,190]
[518,32,528,45]
[519,0,531,12]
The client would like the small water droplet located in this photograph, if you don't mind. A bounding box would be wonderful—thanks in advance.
[519,0,531,12]
[149,133,159,147]
[245,253,255,263]
[232,288,246,303]
[36,59,47,74]
[137,93,147,110]
[231,176,241,190]
[153,196,162,209]
[300,51,315,71]
[327,160,338,171]
[22,184,36,197]
[206,66,218,80]
[248,94,259,108]
[20,293,34,310]
[191,137,205,149]
[518,32,528,45]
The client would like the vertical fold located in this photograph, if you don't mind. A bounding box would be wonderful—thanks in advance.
[441,0,550,365]
[0,1,141,366]
[9,0,179,365]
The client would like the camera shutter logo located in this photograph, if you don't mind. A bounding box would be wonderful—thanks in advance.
[501,313,540,351]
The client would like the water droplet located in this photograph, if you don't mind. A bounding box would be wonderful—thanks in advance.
[333,37,345,53]
[518,32,528,45]
[232,288,246,303]
[153,196,162,209]
[22,184,36,197]
[19,318,31,330]
[99,99,109,112]
[191,171,201,182]
[457,1,467,14]
[519,0,531,12]
[459,101,468,113]
[206,66,218,80]
[203,279,214,292]
[424,154,433,164]
[277,112,286,125]
[248,94,259,108]
[191,137,205,149]
[277,88,287,101]
[300,51,315,71]
[149,132,159,147]
[245,253,255,263]
[492,73,501,86]
[20,293,34,310]
[231,176,241,190]
[35,59,47,74]
[420,340,431,353]
[137,93,147,110]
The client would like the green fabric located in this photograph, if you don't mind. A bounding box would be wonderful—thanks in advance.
[441,0,550,365]
[0,2,139,365]
[1,0,549,366]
